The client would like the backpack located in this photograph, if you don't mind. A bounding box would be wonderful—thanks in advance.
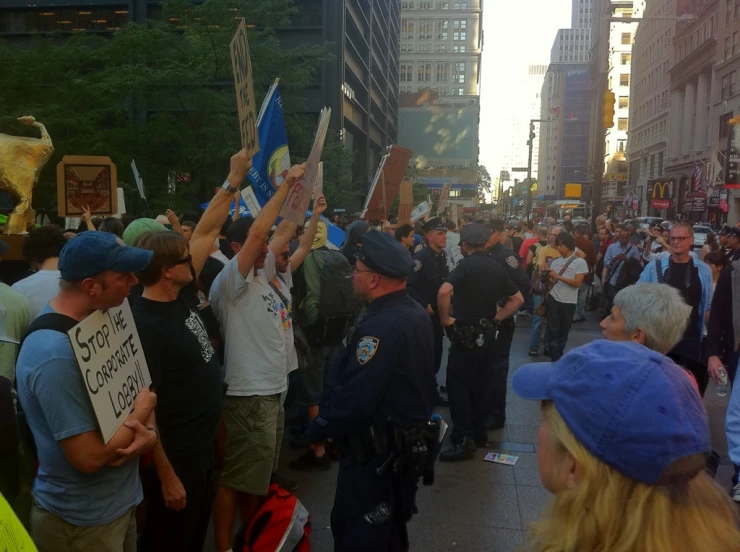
[233,484,311,552]
[614,245,643,289]
[316,249,359,318]
[15,313,78,458]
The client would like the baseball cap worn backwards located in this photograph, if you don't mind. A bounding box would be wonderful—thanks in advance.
[59,231,153,281]
[512,340,710,485]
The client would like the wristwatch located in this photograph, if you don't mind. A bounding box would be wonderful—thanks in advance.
[222,179,239,194]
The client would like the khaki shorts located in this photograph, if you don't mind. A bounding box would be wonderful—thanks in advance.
[220,394,284,496]
[31,500,137,552]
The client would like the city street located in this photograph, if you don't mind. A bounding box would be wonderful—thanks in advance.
[207,312,734,552]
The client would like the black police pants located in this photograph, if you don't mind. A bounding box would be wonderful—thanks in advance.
[485,324,515,424]
[545,296,576,362]
[447,342,494,444]
[431,312,444,375]
[331,458,418,551]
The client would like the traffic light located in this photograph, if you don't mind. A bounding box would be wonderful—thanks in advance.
[603,90,616,129]
[527,121,536,146]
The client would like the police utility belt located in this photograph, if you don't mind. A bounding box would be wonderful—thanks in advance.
[341,418,444,486]
[445,318,501,350]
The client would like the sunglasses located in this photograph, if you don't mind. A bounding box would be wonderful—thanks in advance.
[173,254,192,265]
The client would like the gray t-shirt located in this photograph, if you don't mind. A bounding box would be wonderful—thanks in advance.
[550,255,588,304]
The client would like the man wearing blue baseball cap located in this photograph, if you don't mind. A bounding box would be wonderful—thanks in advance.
[511,340,740,549]
[15,231,158,552]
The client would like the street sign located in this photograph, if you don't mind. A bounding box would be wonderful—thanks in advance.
[511,167,529,172]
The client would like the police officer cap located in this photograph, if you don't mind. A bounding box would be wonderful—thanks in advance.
[460,223,491,246]
[423,217,447,233]
[357,231,415,278]
[727,226,740,239]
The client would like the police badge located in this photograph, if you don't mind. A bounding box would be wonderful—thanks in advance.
[506,255,519,268]
[357,336,380,365]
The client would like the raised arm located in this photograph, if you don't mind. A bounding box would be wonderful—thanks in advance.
[165,209,181,233]
[291,195,327,272]
[237,163,305,277]
[190,150,253,280]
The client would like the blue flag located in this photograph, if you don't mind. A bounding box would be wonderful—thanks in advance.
[200,197,251,217]
[246,84,290,207]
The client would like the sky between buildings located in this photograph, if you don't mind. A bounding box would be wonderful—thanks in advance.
[479,0,573,189]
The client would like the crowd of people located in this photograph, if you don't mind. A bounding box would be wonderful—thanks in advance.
[1,148,740,551]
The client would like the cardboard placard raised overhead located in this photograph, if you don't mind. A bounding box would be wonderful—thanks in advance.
[241,185,262,215]
[68,299,151,444]
[437,182,451,214]
[410,200,431,222]
[397,181,414,224]
[312,162,324,200]
[280,107,331,225]
[362,145,413,221]
[230,18,260,157]
[450,203,461,226]
[56,156,118,217]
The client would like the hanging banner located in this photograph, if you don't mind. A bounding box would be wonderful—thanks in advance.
[397,181,414,224]
[437,182,451,214]
[720,189,729,212]
[68,299,151,444]
[230,18,259,157]
[279,107,331,225]
[362,145,414,221]
[727,121,740,189]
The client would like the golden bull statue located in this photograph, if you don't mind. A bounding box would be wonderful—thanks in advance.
[0,116,54,234]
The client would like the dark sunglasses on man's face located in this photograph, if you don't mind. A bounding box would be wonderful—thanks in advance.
[173,254,192,265]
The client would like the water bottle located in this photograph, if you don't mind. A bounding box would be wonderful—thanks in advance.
[717,366,729,397]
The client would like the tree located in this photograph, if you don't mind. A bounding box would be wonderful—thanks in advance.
[0,0,331,217]
[477,164,492,202]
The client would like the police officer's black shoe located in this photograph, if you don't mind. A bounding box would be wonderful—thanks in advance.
[484,416,505,430]
[439,438,476,461]
[436,393,450,407]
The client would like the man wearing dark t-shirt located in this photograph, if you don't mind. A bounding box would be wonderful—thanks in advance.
[638,221,713,395]
[131,150,252,552]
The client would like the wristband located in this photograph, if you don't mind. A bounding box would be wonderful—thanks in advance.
[222,179,239,194]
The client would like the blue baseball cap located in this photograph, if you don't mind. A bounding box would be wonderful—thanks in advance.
[59,231,153,281]
[512,340,710,485]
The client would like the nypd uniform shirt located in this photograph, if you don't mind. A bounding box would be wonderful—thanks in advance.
[446,251,519,325]
[407,247,449,309]
[306,290,438,442]
[487,243,531,298]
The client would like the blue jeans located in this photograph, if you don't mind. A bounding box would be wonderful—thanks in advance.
[529,294,544,350]
[573,282,589,320]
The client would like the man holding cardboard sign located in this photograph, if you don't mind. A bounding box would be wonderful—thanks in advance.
[15,231,158,552]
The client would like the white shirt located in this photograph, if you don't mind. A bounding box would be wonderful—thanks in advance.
[549,255,588,304]
[210,250,230,265]
[209,251,292,396]
[271,270,299,374]
[11,269,61,320]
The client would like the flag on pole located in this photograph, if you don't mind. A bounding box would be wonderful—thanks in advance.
[691,162,704,192]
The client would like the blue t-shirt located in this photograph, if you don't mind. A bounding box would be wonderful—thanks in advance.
[15,305,142,526]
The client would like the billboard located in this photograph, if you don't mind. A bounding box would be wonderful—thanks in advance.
[648,178,673,209]
[727,121,740,189]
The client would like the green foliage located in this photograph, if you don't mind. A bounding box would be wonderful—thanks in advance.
[0,0,334,216]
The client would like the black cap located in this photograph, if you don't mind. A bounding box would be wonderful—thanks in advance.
[489,219,506,232]
[423,217,447,233]
[727,226,740,239]
[357,231,415,278]
[719,224,735,236]
[460,223,491,247]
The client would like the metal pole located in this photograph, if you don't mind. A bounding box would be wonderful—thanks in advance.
[526,126,534,220]
[591,12,610,232]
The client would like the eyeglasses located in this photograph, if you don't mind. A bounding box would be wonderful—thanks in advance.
[669,236,690,242]
[173,254,192,265]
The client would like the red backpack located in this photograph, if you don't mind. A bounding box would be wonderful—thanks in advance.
[234,484,311,552]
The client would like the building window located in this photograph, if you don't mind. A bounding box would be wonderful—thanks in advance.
[0,6,130,33]
[618,118,628,131]
[454,1,468,8]
[726,36,732,60]
[436,62,449,82]
[400,63,413,82]
[620,74,630,87]
[418,19,434,40]
[436,44,447,52]
[621,32,631,45]
[453,45,466,52]
[732,71,738,96]
[735,0,740,19]
[618,96,629,109]
[440,1,449,8]
[418,63,432,82]
[720,111,734,139]
[735,32,739,55]
[437,19,448,40]
[620,53,631,65]
[617,139,626,152]
[401,19,415,40]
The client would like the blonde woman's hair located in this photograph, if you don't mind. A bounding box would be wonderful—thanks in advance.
[524,403,740,552]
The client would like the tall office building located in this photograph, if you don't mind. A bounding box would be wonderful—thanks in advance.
[0,0,401,190]
[501,65,547,180]
[550,28,593,63]
[398,0,484,207]
[573,0,596,29]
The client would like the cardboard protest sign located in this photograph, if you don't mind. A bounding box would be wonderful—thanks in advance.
[410,200,431,222]
[0,493,37,551]
[56,156,118,217]
[230,18,260,157]
[312,162,324,200]
[397,181,413,224]
[280,107,331,225]
[241,185,262,215]
[437,182,451,214]
[69,299,151,443]
[450,203,461,226]
[362,145,413,221]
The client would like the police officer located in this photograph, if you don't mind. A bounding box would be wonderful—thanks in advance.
[307,231,437,551]
[438,224,524,461]
[407,217,449,402]
[485,219,531,429]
